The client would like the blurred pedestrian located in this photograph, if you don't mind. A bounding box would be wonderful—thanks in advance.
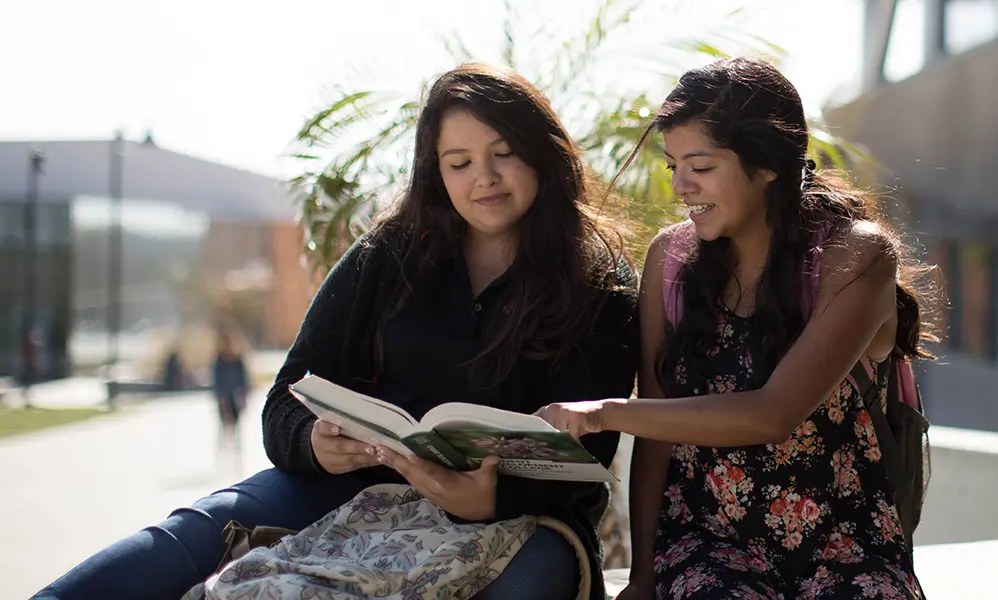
[212,329,248,468]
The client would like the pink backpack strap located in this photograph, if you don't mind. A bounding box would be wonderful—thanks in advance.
[800,221,832,321]
[805,220,886,387]
[893,350,921,410]
[661,222,697,326]
[847,349,922,410]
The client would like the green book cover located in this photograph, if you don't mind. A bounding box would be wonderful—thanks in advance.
[402,431,473,469]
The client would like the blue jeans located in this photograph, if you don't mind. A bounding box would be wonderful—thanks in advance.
[32,468,579,600]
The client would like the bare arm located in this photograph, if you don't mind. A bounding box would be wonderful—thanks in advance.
[601,222,899,446]
[626,227,679,587]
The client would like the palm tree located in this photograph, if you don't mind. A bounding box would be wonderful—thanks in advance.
[284,0,867,567]
[288,0,864,277]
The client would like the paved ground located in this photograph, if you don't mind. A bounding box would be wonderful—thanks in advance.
[1,390,272,599]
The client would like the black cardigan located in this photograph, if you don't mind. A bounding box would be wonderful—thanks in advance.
[261,227,638,600]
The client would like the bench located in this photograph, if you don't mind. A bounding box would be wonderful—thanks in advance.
[104,379,212,403]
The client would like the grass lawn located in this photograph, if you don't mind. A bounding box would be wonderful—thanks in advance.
[0,406,109,438]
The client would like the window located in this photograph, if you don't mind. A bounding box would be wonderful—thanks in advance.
[945,0,998,55]
[0,202,71,248]
[958,243,997,359]
[884,0,927,82]
[37,203,72,248]
[0,203,25,248]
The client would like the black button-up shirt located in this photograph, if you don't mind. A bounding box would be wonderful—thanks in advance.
[374,250,638,520]
[262,230,638,600]
[378,254,527,420]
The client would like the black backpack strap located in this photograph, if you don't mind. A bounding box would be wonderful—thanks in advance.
[848,360,917,556]
[849,361,882,411]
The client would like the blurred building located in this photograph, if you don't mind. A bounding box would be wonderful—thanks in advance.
[0,138,313,380]
[827,0,998,430]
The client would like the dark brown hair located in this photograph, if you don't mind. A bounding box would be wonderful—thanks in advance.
[373,62,628,387]
[622,57,938,395]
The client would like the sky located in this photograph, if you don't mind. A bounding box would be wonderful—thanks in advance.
[1,0,868,179]
[3,0,995,184]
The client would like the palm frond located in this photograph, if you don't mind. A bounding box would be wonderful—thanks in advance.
[501,0,517,69]
[295,91,381,145]
[286,0,868,273]
[548,0,641,99]
[440,31,473,64]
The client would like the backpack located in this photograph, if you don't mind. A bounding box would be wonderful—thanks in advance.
[660,222,931,556]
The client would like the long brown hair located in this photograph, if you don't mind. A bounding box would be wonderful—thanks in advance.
[372,63,628,387]
[621,57,939,395]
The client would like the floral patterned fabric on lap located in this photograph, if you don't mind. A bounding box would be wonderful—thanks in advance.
[205,484,536,600]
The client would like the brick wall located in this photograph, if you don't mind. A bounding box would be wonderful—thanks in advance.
[266,224,315,348]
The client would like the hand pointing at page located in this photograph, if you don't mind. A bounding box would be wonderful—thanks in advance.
[534,400,619,439]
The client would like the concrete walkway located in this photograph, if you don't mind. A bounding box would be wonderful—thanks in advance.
[1,390,272,599]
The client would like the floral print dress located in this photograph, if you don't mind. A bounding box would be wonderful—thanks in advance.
[654,308,923,600]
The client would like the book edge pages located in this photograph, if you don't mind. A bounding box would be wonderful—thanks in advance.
[291,375,418,436]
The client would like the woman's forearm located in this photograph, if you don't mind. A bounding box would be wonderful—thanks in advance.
[601,390,790,447]
[627,437,673,583]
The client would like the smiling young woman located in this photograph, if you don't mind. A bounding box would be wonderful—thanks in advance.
[33,63,639,600]
[538,57,938,600]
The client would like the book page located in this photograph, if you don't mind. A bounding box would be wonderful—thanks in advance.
[402,427,615,482]
[435,426,601,459]
[290,375,417,440]
[418,402,555,433]
[295,387,414,457]
[491,458,616,482]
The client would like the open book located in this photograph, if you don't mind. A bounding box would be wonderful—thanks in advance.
[290,374,615,482]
